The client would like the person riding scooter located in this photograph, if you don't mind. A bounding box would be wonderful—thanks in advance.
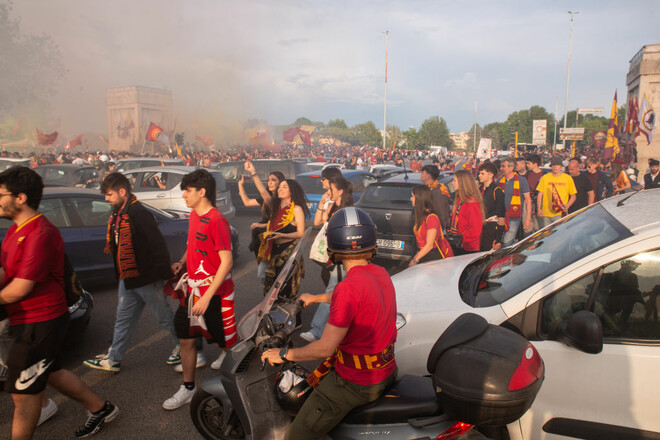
[261,207,397,440]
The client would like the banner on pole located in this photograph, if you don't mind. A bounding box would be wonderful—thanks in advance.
[477,138,492,159]
[532,120,547,146]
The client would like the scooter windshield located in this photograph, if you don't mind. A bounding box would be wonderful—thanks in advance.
[237,227,312,341]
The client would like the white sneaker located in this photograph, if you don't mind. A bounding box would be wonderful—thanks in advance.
[210,351,227,370]
[37,398,58,426]
[300,331,318,342]
[163,385,196,410]
[173,352,207,373]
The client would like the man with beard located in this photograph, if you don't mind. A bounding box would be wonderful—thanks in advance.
[83,173,184,373]
[0,166,118,438]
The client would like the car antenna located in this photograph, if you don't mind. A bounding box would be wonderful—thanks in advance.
[401,155,409,181]
[616,186,641,207]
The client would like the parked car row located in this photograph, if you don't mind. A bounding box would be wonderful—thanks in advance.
[0,188,239,287]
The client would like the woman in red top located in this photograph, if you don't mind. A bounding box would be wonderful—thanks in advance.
[449,170,485,254]
[409,185,453,267]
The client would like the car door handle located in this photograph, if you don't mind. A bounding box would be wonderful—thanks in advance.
[157,194,167,198]
[175,231,186,236]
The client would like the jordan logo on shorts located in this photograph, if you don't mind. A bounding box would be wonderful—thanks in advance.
[15,359,53,391]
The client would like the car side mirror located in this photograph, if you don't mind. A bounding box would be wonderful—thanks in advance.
[556,310,603,354]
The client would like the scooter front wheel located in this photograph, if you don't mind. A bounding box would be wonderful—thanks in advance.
[190,389,245,440]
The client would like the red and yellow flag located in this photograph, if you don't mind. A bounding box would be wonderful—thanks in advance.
[146,122,163,142]
[604,91,619,160]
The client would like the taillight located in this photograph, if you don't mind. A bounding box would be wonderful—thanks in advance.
[436,421,473,439]
[508,343,543,391]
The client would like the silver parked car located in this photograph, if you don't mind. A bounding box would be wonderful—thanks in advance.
[123,166,235,219]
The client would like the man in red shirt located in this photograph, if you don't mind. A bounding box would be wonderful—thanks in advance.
[0,167,118,439]
[164,169,236,410]
[262,207,397,440]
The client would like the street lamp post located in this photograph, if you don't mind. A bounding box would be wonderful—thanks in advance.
[383,30,389,150]
[562,11,579,151]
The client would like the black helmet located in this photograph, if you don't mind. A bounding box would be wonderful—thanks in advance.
[326,207,377,263]
[274,364,313,416]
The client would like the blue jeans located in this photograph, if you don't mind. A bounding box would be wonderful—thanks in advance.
[257,261,267,286]
[107,279,178,363]
[502,218,521,247]
[309,265,342,339]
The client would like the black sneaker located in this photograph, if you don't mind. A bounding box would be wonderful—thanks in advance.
[75,401,119,438]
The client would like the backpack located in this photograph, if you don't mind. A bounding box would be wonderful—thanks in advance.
[63,254,84,307]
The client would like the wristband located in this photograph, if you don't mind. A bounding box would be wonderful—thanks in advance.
[251,172,257,177]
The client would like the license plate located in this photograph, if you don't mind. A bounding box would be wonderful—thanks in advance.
[377,239,404,250]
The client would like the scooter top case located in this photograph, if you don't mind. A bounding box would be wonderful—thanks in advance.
[428,313,545,427]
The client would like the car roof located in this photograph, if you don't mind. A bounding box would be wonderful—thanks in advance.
[117,157,182,162]
[599,189,660,234]
[375,172,423,184]
[295,169,371,178]
[36,164,94,169]
[43,187,101,197]
[122,166,219,174]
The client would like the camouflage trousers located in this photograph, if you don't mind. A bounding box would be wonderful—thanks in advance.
[263,240,304,299]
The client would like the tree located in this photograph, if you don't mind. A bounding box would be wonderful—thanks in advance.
[0,1,64,139]
[482,122,504,149]
[418,116,453,149]
[327,118,348,129]
[402,127,422,149]
[352,121,382,146]
[385,124,402,149]
[465,123,482,152]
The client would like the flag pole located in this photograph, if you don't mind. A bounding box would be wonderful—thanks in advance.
[473,101,477,152]
[562,11,579,149]
[383,30,389,150]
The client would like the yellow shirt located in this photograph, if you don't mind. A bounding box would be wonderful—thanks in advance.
[536,172,577,217]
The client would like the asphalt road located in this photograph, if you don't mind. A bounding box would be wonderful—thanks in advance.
[0,210,331,439]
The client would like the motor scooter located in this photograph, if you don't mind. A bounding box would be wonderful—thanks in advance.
[190,229,544,439]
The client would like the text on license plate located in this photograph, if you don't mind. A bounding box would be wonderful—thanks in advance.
[377,239,404,250]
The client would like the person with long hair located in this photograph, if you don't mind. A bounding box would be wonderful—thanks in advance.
[301,176,354,342]
[239,161,285,285]
[409,185,453,267]
[259,179,309,297]
[448,170,485,254]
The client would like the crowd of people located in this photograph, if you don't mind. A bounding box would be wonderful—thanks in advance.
[1,141,659,439]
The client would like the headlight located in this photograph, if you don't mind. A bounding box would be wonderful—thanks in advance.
[396,313,406,330]
[216,197,227,207]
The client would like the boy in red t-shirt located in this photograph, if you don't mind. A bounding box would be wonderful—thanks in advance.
[164,169,236,411]
[0,167,118,438]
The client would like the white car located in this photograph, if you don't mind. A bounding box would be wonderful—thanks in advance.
[393,189,660,439]
[123,166,235,219]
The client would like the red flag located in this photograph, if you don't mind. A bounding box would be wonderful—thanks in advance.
[282,126,312,145]
[36,128,58,145]
[590,131,607,148]
[146,122,163,142]
[195,135,214,147]
[67,134,83,149]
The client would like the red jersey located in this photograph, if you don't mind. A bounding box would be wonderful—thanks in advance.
[187,207,234,296]
[328,264,397,385]
[1,214,67,325]
[414,213,441,249]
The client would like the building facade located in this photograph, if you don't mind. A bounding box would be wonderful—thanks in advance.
[626,44,660,170]
[106,86,173,152]
[450,131,470,150]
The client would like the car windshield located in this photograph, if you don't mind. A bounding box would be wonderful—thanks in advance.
[216,163,240,180]
[296,176,324,195]
[212,173,228,192]
[360,183,413,205]
[460,203,633,307]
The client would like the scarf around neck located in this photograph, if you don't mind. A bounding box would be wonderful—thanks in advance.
[499,174,521,231]
[104,194,140,279]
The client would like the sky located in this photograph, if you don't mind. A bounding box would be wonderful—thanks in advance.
[11,0,660,140]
